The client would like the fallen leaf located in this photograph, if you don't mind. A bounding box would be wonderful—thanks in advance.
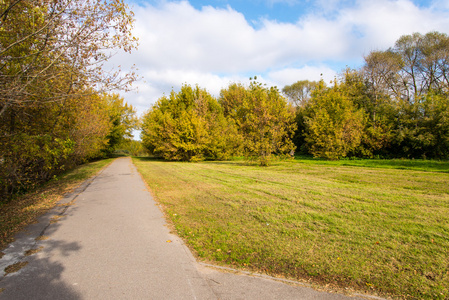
[4,262,28,274]
[24,247,43,256]
[166,240,172,243]
[35,235,49,241]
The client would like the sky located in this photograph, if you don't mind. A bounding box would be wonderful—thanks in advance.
[110,0,449,118]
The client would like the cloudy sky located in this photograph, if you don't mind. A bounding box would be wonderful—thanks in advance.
[110,0,449,116]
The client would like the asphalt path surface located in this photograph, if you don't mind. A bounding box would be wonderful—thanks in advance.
[0,157,373,299]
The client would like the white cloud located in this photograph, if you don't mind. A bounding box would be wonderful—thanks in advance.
[341,0,449,51]
[124,68,248,115]
[114,0,449,117]
[130,2,258,73]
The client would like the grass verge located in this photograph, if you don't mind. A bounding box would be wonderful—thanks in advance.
[0,158,114,250]
[133,157,449,299]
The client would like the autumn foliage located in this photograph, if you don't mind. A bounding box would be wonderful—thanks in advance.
[141,85,238,162]
[289,32,449,160]
[141,82,296,165]
[0,0,138,200]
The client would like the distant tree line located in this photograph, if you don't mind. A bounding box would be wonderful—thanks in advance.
[142,31,448,163]
[0,0,138,200]
[141,79,296,166]
[286,31,449,160]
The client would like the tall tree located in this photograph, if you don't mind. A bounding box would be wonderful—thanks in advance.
[102,93,138,157]
[141,85,237,162]
[340,69,393,157]
[389,92,449,159]
[364,32,449,103]
[303,80,366,160]
[0,0,137,118]
[0,88,113,198]
[0,0,137,200]
[282,80,318,107]
[363,31,449,158]
[220,80,296,166]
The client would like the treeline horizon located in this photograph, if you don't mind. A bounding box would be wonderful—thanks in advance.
[141,79,296,166]
[2,5,448,203]
[141,31,449,162]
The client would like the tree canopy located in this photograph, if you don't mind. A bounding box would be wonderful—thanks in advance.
[141,81,296,166]
[293,31,449,160]
[282,80,318,107]
[220,80,296,165]
[141,85,237,162]
[0,0,137,117]
[0,0,138,200]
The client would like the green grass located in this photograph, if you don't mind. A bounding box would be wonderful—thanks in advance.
[133,157,449,299]
[0,158,114,250]
[295,156,449,173]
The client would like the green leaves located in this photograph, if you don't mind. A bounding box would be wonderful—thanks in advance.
[141,82,296,165]
[141,85,237,162]
[291,31,449,160]
[303,80,366,160]
[0,0,138,200]
[102,93,138,157]
[220,81,296,165]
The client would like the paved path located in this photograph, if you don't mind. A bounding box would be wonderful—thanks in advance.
[0,158,370,299]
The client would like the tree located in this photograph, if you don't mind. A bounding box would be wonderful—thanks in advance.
[0,0,137,200]
[362,31,449,158]
[303,80,366,160]
[390,92,449,159]
[102,94,138,157]
[0,0,137,118]
[141,85,237,161]
[363,32,449,104]
[220,80,296,166]
[0,88,113,199]
[340,69,394,157]
[116,139,148,157]
[282,80,318,107]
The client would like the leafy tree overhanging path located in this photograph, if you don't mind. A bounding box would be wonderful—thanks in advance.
[0,158,361,299]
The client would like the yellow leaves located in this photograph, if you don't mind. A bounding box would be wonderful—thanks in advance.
[50,215,64,224]
[24,247,43,256]
[304,79,367,160]
[4,262,28,274]
[219,81,296,166]
[141,84,236,162]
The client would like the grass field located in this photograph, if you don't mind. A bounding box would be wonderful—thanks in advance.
[133,157,449,299]
[0,158,114,250]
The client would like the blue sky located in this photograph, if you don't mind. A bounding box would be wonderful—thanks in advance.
[112,0,449,116]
